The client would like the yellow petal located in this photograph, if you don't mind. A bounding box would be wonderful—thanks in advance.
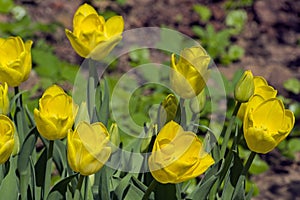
[244,127,276,154]
[21,40,33,82]
[255,85,277,99]
[0,63,23,87]
[105,16,124,38]
[253,76,267,87]
[65,29,91,58]
[252,98,284,132]
[89,34,122,61]
[43,84,65,97]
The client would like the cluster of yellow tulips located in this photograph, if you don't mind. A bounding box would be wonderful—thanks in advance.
[0,3,295,199]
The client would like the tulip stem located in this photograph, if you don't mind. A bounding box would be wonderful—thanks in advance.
[76,174,85,192]
[142,179,158,200]
[242,151,256,176]
[220,102,241,159]
[43,140,54,199]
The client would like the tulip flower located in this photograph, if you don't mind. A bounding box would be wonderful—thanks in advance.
[34,85,78,140]
[238,76,277,120]
[243,95,295,154]
[234,70,254,103]
[0,82,9,115]
[65,3,124,61]
[0,115,15,164]
[170,46,211,99]
[67,121,111,176]
[148,121,214,184]
[0,36,33,87]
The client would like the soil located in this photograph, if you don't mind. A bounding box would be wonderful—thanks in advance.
[8,0,300,199]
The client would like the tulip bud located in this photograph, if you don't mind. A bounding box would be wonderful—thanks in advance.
[189,89,206,114]
[109,123,120,152]
[0,82,9,115]
[158,94,178,127]
[234,70,254,103]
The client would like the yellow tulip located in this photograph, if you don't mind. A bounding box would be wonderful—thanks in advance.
[34,85,78,140]
[65,3,124,61]
[238,76,277,120]
[243,95,295,154]
[170,46,211,99]
[0,36,32,87]
[0,115,15,164]
[234,70,254,103]
[67,121,111,176]
[148,121,214,184]
[0,82,9,115]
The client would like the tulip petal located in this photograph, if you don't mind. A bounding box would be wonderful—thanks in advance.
[89,34,122,61]
[252,98,284,132]
[105,16,124,37]
[65,29,91,58]
[244,127,277,154]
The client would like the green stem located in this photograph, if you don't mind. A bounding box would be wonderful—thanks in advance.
[76,174,85,192]
[87,59,98,122]
[242,151,256,176]
[142,179,158,200]
[220,102,241,158]
[43,140,54,198]
[83,175,89,200]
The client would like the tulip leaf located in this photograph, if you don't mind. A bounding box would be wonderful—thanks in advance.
[52,140,67,175]
[17,127,38,174]
[34,148,47,187]
[47,173,78,199]
[284,78,300,94]
[97,166,110,200]
[154,183,177,200]
[232,175,246,200]
[99,78,110,126]
[0,158,18,200]
[187,159,223,200]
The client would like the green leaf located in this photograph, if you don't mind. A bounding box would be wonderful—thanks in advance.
[47,173,78,199]
[17,127,38,174]
[34,149,47,187]
[52,140,67,175]
[193,4,211,22]
[0,158,18,200]
[99,79,110,126]
[284,78,300,94]
[225,10,247,34]
[98,166,110,200]
[154,183,177,200]
[0,0,14,13]
[227,45,245,61]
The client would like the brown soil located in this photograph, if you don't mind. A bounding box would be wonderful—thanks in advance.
[10,0,300,199]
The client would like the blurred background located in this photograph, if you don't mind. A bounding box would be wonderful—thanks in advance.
[0,0,299,199]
